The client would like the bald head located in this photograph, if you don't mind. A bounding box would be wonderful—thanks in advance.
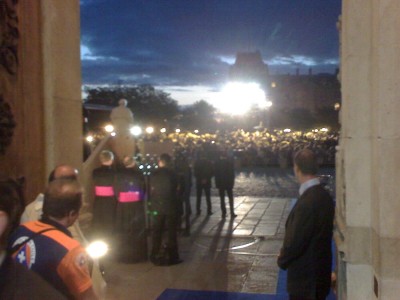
[42,179,82,219]
[48,165,78,183]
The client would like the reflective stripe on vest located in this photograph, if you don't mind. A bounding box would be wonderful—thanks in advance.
[95,186,114,197]
[119,191,141,202]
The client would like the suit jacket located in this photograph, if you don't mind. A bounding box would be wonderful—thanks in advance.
[194,158,214,188]
[149,167,179,215]
[278,184,334,298]
[214,157,235,189]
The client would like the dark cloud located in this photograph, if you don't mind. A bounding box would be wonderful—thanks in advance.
[81,0,341,87]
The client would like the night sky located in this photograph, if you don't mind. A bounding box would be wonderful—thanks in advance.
[80,0,341,105]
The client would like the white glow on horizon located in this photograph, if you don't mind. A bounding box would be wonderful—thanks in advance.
[81,44,119,61]
[267,55,317,66]
[159,85,219,106]
[212,82,267,115]
[145,127,154,134]
[218,55,236,65]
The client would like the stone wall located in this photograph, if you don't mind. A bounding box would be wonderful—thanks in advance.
[0,1,82,202]
[338,0,400,298]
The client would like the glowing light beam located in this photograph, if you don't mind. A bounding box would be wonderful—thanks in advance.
[213,82,269,115]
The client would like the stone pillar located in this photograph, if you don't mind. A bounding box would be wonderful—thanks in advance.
[41,1,83,170]
[338,0,400,298]
[0,1,82,202]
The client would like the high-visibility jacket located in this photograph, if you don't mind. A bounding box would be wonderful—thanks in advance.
[9,219,92,299]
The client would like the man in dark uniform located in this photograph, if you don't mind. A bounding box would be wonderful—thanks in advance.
[149,153,182,266]
[277,149,335,300]
[115,156,147,263]
[214,149,237,219]
[194,152,214,216]
[92,150,116,242]
[174,153,192,236]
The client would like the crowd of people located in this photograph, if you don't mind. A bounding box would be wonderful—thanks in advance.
[161,129,338,168]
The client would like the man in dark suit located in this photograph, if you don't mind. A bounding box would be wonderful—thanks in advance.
[277,149,335,300]
[149,153,182,265]
[194,152,214,216]
[214,149,237,219]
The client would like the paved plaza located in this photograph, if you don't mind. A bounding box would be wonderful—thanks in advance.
[102,167,334,299]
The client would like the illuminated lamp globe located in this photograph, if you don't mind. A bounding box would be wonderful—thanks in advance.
[146,127,154,134]
[130,126,142,136]
[104,124,114,133]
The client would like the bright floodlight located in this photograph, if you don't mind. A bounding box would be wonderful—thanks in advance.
[111,132,116,137]
[175,129,181,133]
[104,124,114,133]
[86,240,108,259]
[86,135,94,143]
[283,128,291,133]
[321,128,329,132]
[130,126,142,136]
[194,129,199,134]
[265,101,273,108]
[146,126,154,134]
[214,82,268,115]
[160,128,166,133]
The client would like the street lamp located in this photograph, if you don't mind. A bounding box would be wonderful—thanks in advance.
[130,126,142,136]
[104,124,114,133]
[146,126,154,134]
[86,135,94,143]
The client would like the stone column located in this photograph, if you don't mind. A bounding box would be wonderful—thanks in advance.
[41,0,83,171]
[339,0,400,298]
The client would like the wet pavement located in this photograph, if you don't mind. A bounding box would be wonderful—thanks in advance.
[102,167,335,300]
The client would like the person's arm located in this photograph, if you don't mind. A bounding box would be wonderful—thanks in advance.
[277,198,314,269]
[58,246,98,300]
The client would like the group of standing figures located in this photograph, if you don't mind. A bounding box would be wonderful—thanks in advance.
[91,147,237,266]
